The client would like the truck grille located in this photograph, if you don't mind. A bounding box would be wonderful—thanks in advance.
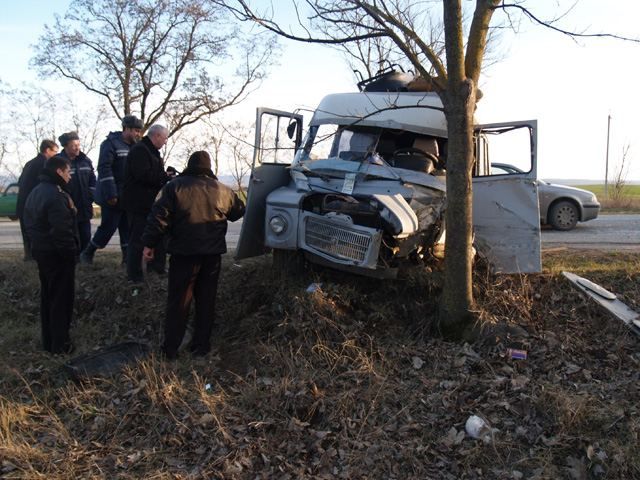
[305,217,372,263]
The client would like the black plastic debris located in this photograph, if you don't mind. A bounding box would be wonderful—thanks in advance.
[64,341,151,381]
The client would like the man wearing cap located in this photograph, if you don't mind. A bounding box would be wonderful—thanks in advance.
[56,131,96,252]
[80,115,143,264]
[142,151,245,359]
[17,139,59,261]
[121,124,170,283]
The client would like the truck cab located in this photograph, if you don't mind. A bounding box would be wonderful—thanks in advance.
[236,70,541,277]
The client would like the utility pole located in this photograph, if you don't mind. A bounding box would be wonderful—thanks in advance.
[605,114,611,197]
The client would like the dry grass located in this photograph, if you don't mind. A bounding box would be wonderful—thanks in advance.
[1,250,639,478]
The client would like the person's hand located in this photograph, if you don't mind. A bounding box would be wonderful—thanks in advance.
[107,197,118,206]
[142,247,155,262]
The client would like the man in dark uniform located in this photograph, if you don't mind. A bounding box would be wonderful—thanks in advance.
[56,131,96,252]
[80,115,143,264]
[16,139,59,261]
[121,124,170,283]
[142,151,245,359]
[24,155,80,354]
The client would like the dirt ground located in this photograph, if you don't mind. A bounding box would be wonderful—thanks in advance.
[0,250,639,479]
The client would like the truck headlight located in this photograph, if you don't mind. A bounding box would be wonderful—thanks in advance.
[269,215,287,234]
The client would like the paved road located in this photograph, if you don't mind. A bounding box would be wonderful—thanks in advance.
[1,214,638,253]
[540,214,640,251]
[0,217,244,252]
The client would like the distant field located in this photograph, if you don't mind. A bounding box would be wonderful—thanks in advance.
[576,184,640,198]
[575,184,640,212]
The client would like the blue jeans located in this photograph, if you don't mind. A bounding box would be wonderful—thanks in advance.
[90,205,129,249]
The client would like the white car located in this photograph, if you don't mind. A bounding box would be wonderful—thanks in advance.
[491,163,600,231]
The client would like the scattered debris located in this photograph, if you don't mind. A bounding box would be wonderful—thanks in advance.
[563,271,640,337]
[465,414,493,443]
[411,356,425,369]
[507,348,528,360]
[64,341,151,381]
[306,282,322,293]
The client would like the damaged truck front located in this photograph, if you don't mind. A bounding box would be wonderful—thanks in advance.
[236,72,542,277]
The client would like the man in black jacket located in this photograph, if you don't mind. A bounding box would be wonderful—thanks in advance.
[121,124,170,282]
[24,155,80,354]
[80,115,143,264]
[56,131,96,252]
[16,139,59,261]
[142,151,245,359]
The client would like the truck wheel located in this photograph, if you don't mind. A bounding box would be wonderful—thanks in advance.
[548,200,578,231]
[272,248,305,275]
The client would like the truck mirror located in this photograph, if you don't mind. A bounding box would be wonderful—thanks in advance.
[286,121,297,140]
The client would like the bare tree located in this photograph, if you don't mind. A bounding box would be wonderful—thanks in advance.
[1,84,57,159]
[610,144,631,206]
[224,122,254,193]
[0,83,111,176]
[217,0,638,337]
[32,0,277,136]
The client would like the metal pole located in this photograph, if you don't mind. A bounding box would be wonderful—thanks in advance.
[605,114,611,197]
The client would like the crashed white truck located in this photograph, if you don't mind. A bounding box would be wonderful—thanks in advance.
[235,70,541,278]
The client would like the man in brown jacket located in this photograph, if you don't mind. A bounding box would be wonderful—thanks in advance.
[142,151,245,359]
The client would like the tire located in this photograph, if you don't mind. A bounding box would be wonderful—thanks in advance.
[272,248,305,275]
[548,200,579,231]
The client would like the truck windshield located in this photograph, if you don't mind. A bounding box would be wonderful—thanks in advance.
[294,125,384,165]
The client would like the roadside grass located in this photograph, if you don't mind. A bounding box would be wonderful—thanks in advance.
[1,250,639,478]
[576,184,640,213]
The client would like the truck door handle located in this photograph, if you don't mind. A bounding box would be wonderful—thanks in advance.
[253,178,264,184]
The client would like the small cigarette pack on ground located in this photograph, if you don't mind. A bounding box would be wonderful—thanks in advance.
[507,348,528,360]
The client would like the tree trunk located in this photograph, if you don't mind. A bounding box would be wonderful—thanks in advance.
[438,80,477,339]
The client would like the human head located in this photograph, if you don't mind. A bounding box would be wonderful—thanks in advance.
[146,124,169,150]
[46,155,71,183]
[121,115,143,144]
[58,131,81,159]
[187,151,212,170]
[39,139,59,160]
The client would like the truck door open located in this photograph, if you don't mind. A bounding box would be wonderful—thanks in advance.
[472,120,541,273]
[235,108,303,260]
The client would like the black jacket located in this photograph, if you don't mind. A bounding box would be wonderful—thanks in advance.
[23,170,80,259]
[142,168,245,255]
[16,153,47,218]
[57,150,96,222]
[121,136,169,214]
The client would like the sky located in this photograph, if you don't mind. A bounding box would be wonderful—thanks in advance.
[1,1,639,182]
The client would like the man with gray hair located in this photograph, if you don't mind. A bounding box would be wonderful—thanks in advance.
[121,124,170,283]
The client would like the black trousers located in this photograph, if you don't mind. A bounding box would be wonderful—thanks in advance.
[163,254,221,357]
[32,250,76,353]
[19,217,32,260]
[126,211,165,281]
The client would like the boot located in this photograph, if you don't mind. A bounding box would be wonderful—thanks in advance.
[79,243,97,264]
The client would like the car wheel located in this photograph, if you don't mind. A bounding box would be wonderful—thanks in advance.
[548,200,579,231]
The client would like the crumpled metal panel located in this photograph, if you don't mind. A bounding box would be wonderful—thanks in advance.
[472,178,541,273]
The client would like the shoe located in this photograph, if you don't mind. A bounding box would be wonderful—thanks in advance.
[189,345,210,357]
[80,244,97,264]
[160,347,178,361]
[50,342,75,355]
